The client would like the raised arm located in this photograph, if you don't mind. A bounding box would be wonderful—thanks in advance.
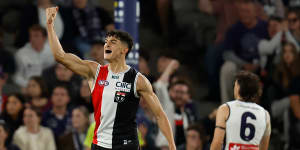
[137,74,176,150]
[157,59,179,83]
[46,7,98,79]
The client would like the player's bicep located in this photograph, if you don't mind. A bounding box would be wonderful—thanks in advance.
[61,53,98,78]
[137,75,164,117]
[211,104,229,149]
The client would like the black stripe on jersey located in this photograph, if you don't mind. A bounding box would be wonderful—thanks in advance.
[112,68,140,148]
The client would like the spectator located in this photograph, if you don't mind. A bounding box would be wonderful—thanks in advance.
[258,16,299,70]
[26,76,51,113]
[270,42,300,118]
[68,0,114,55]
[154,59,200,148]
[58,106,90,150]
[287,8,300,44]
[0,120,20,150]
[13,25,55,88]
[153,59,179,134]
[15,0,64,48]
[208,0,267,44]
[84,39,106,65]
[41,84,72,138]
[136,97,159,150]
[168,80,200,146]
[177,123,210,150]
[0,93,25,142]
[220,0,269,103]
[74,80,93,113]
[42,63,82,100]
[13,107,56,150]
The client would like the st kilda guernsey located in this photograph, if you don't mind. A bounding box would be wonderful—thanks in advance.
[91,65,141,149]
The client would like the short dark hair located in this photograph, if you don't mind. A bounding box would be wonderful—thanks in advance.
[25,107,43,119]
[187,123,208,145]
[168,79,192,96]
[268,16,283,23]
[7,93,26,104]
[106,30,134,57]
[235,71,262,102]
[29,24,47,37]
[287,7,300,18]
[52,83,70,96]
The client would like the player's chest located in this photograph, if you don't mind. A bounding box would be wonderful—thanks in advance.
[97,73,134,103]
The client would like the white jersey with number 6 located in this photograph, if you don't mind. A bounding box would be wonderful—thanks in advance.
[225,100,268,150]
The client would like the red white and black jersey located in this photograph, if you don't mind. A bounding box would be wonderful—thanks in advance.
[91,65,140,149]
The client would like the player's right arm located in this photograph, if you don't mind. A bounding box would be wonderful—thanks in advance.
[259,110,271,150]
[210,104,229,150]
[46,7,98,79]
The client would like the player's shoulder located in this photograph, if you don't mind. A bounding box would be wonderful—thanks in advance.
[218,103,230,114]
[86,60,101,68]
[136,73,152,90]
[250,102,267,112]
[136,73,147,84]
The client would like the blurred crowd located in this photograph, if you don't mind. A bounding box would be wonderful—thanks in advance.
[0,0,300,150]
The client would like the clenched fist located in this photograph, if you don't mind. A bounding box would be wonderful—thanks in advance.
[46,6,58,26]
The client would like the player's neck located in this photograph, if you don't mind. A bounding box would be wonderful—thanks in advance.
[108,60,128,73]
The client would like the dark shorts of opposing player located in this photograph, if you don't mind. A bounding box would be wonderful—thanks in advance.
[91,143,140,150]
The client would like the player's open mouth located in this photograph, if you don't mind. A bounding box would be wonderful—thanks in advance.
[105,50,112,54]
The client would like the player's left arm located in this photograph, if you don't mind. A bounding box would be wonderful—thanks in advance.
[210,104,229,150]
[136,74,176,150]
[259,110,271,150]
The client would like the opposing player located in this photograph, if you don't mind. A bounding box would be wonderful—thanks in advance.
[210,71,271,150]
[46,7,176,150]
